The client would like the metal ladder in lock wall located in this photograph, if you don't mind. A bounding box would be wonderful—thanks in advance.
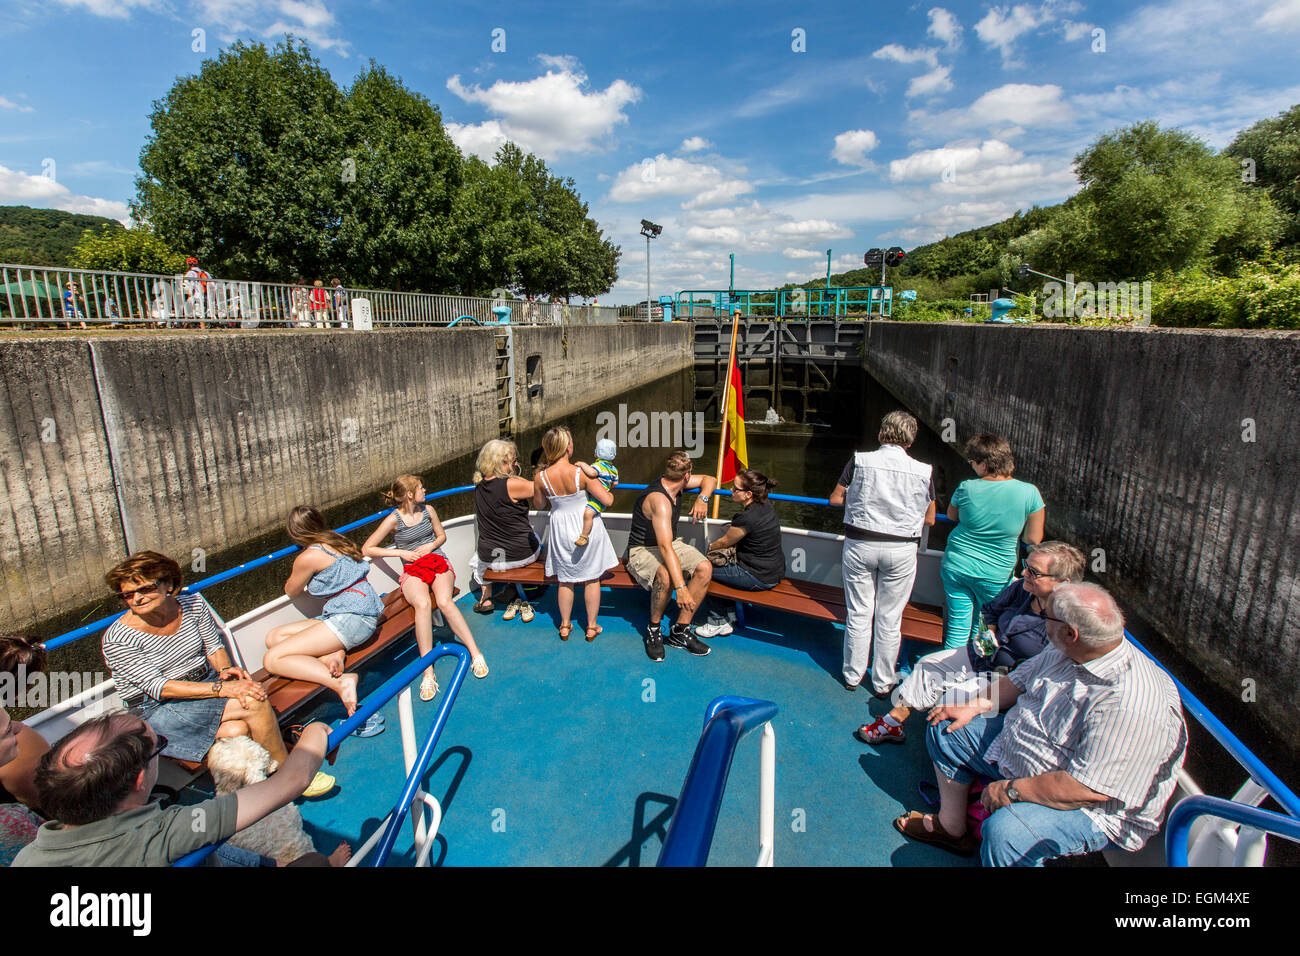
[494,326,515,437]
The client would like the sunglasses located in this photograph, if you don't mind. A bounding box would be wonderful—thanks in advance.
[119,581,164,602]
[1023,564,1054,580]
[1041,612,1071,627]
[144,732,169,763]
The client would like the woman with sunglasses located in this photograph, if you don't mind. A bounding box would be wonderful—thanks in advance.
[469,438,540,620]
[100,552,332,797]
[855,541,1084,745]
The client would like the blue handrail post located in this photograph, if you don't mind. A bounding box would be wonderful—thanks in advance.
[1166,794,1300,866]
[658,695,778,867]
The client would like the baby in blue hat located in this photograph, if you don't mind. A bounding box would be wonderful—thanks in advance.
[576,438,619,547]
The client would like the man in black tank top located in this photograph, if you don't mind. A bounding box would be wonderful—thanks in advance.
[625,451,717,661]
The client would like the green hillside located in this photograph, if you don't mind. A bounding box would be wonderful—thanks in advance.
[0,205,124,268]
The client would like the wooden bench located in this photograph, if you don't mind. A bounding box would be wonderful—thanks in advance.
[484,560,943,646]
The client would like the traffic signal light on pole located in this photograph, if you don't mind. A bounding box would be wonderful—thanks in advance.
[887,247,905,267]
[864,248,883,266]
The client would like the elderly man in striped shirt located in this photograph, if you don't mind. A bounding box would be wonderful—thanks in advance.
[894,581,1187,866]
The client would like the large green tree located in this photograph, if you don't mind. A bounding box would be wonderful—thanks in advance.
[334,64,465,291]
[134,39,346,281]
[1225,103,1300,247]
[1014,121,1281,280]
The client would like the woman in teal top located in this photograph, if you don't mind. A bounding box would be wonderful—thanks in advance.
[940,434,1045,649]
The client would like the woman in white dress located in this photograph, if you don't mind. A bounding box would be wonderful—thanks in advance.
[532,427,617,641]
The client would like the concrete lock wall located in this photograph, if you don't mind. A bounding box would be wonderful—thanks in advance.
[0,322,692,630]
[863,321,1300,737]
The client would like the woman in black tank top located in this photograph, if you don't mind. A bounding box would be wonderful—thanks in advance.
[471,439,540,617]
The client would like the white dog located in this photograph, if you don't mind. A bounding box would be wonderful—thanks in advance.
[206,735,348,866]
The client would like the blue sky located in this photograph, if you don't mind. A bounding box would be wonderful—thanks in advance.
[1,0,1299,303]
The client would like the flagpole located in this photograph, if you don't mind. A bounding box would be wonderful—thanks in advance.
[713,307,741,520]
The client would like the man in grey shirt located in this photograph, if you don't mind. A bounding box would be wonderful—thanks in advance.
[893,582,1187,866]
[14,714,329,866]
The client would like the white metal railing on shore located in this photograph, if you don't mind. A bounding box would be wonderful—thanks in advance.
[0,262,620,329]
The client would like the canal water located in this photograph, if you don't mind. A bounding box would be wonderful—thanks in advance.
[27,364,1299,857]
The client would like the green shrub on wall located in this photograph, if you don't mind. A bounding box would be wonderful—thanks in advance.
[1153,265,1300,329]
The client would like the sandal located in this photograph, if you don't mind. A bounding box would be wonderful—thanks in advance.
[519,602,534,623]
[352,713,386,738]
[473,597,495,615]
[558,622,573,641]
[574,535,589,547]
[471,654,489,679]
[893,810,977,856]
[420,671,439,701]
[585,624,602,643]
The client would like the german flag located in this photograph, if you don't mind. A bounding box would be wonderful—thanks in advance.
[720,358,747,483]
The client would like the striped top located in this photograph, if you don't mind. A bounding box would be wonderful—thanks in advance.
[102,593,225,707]
[985,640,1187,851]
[392,507,435,552]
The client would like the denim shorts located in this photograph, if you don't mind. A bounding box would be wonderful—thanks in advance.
[134,669,228,763]
[322,612,379,650]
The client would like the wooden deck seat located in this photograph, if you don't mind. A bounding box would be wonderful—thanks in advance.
[484,560,943,646]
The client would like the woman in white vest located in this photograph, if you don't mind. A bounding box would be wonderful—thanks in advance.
[829,411,936,696]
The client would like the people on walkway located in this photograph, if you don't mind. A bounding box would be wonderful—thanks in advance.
[363,475,488,700]
[894,582,1187,866]
[310,279,330,327]
[264,507,384,723]
[940,433,1045,649]
[829,411,937,696]
[13,715,333,866]
[182,256,210,328]
[532,427,617,642]
[856,540,1084,746]
[471,438,541,619]
[624,451,717,661]
[331,278,349,326]
[696,469,785,638]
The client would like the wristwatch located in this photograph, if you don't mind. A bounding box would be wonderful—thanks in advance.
[699,494,711,504]
[1007,780,1022,802]
[211,679,224,698]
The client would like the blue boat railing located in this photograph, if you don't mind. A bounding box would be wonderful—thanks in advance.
[1166,794,1300,867]
[174,642,469,867]
[658,695,778,867]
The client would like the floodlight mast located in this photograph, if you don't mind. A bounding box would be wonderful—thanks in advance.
[640,220,662,321]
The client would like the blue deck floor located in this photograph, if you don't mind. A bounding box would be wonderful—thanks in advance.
[272,590,977,867]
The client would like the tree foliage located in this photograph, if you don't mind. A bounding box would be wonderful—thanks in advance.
[71,224,186,274]
[1225,103,1300,247]
[133,38,619,297]
[0,205,123,267]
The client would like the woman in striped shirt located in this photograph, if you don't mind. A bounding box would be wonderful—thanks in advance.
[363,475,489,702]
[100,552,334,796]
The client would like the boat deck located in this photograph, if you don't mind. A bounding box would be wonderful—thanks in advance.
[187,588,976,867]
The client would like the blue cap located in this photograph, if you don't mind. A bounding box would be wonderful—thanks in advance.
[595,438,617,460]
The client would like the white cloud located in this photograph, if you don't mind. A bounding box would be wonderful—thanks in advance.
[872,43,940,68]
[1060,19,1095,41]
[909,66,953,98]
[909,83,1068,134]
[974,3,1050,62]
[445,120,510,162]
[1258,0,1300,28]
[889,140,1022,182]
[680,136,713,153]
[831,129,878,167]
[0,164,130,223]
[446,61,641,160]
[930,160,1077,197]
[0,97,34,113]
[51,0,164,17]
[782,248,824,259]
[607,154,752,207]
[927,8,964,47]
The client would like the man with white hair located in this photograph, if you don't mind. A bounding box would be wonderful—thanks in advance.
[893,581,1187,866]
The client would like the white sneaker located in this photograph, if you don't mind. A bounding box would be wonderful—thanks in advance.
[694,621,733,638]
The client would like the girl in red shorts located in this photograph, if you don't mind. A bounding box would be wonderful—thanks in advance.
[363,475,489,700]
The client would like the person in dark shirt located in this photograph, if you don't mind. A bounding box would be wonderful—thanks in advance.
[855,541,1084,745]
[697,470,785,637]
